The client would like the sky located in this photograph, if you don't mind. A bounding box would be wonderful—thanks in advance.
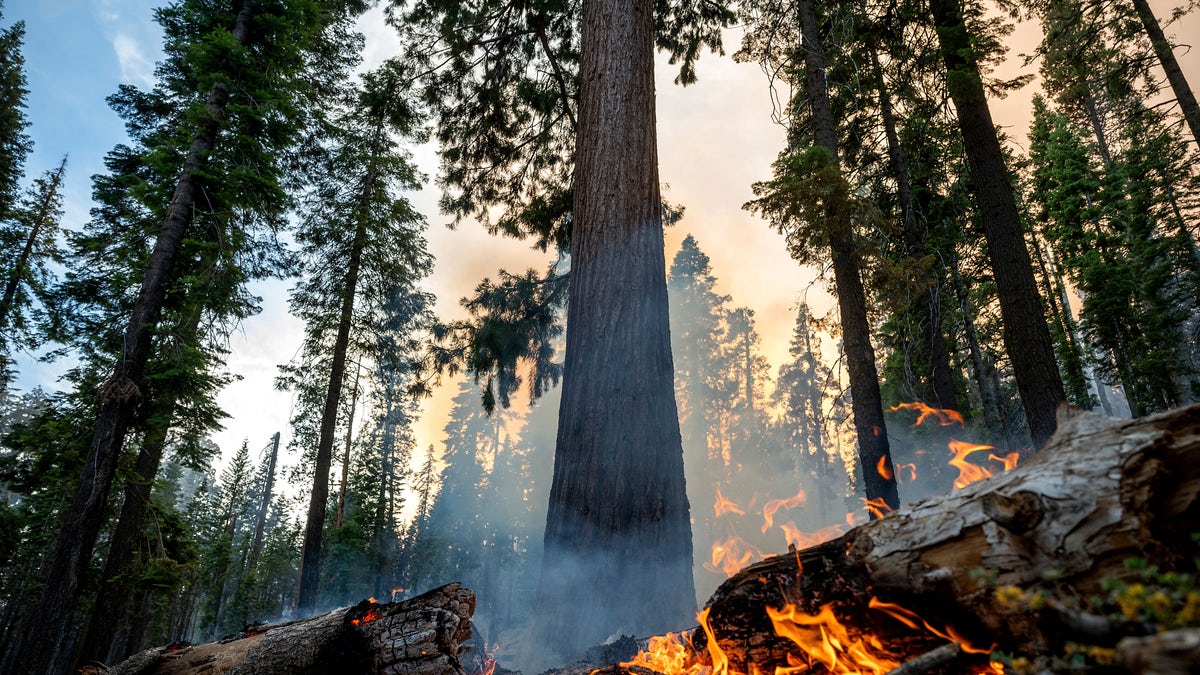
[4,1,1198,487]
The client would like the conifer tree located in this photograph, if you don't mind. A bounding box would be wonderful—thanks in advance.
[14,2,367,669]
[928,0,1066,447]
[284,58,432,612]
[0,4,29,224]
[0,157,66,372]
[743,0,900,509]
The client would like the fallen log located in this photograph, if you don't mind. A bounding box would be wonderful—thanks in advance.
[99,583,475,675]
[689,405,1200,673]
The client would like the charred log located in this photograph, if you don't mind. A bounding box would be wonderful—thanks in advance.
[690,405,1200,672]
[99,584,475,675]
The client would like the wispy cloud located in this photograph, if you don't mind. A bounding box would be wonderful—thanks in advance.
[111,32,155,88]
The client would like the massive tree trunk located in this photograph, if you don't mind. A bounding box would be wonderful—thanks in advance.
[930,0,1066,448]
[12,6,255,672]
[97,584,476,675]
[1129,0,1200,151]
[797,0,899,509]
[532,0,695,663]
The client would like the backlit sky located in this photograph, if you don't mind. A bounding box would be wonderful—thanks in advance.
[6,1,1198,485]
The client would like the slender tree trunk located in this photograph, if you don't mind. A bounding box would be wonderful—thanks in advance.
[930,0,1066,448]
[950,250,1006,441]
[296,216,368,612]
[12,6,254,672]
[797,0,898,509]
[532,0,694,662]
[247,432,280,577]
[1129,0,1200,150]
[74,419,172,668]
[1032,237,1092,406]
[336,364,361,529]
[0,156,65,335]
[871,50,956,411]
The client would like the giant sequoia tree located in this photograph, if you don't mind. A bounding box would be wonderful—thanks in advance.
[532,0,696,658]
[392,0,731,659]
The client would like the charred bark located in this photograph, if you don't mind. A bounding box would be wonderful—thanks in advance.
[930,0,1066,448]
[532,0,695,663]
[98,584,476,675]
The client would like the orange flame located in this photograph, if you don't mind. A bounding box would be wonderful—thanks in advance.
[350,605,384,627]
[890,402,964,427]
[895,463,917,482]
[948,440,996,489]
[859,498,892,520]
[875,457,893,482]
[715,488,747,518]
[621,608,732,675]
[869,598,992,655]
[989,452,1019,472]
[780,521,847,550]
[762,488,807,534]
[768,603,899,674]
[706,535,765,578]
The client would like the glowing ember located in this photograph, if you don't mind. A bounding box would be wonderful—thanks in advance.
[859,497,892,520]
[875,456,893,482]
[947,440,996,489]
[762,488,807,534]
[889,402,964,427]
[350,600,385,627]
[768,603,899,675]
[895,463,917,482]
[707,535,765,577]
[715,488,747,518]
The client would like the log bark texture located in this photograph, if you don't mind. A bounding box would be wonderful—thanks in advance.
[100,583,475,675]
[696,405,1200,671]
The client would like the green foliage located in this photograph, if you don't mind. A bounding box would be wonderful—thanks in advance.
[0,4,30,223]
[428,264,566,413]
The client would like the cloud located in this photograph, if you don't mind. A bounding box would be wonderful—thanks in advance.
[111,33,156,88]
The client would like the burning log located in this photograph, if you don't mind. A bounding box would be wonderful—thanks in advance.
[690,404,1200,673]
[98,583,475,675]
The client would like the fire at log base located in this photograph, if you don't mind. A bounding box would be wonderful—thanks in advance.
[96,583,475,675]
[687,404,1200,674]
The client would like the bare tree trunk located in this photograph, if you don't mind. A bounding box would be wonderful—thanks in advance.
[246,432,280,577]
[336,364,361,529]
[12,6,255,672]
[797,0,899,509]
[1129,0,1200,150]
[532,0,695,663]
[930,0,1066,448]
[949,250,1006,441]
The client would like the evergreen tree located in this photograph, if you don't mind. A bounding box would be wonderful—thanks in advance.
[13,2,367,669]
[0,157,66,373]
[743,0,900,509]
[287,58,432,613]
[928,0,1066,447]
[0,4,29,223]
[392,0,733,658]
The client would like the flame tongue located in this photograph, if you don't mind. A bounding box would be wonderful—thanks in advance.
[768,603,898,675]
